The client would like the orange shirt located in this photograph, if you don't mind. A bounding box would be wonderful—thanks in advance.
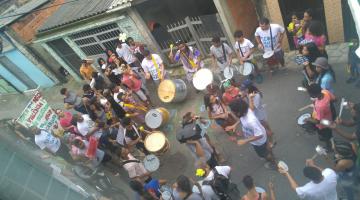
[80,65,94,80]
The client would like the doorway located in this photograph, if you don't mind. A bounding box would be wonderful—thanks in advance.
[341,0,357,42]
[278,0,328,50]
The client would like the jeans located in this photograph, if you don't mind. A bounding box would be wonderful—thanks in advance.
[339,171,355,200]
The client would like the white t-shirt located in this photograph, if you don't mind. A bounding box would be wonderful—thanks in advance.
[141,54,164,80]
[240,109,267,146]
[116,43,136,64]
[234,39,254,60]
[192,166,231,200]
[295,168,338,200]
[34,130,61,154]
[210,43,233,70]
[77,114,95,136]
[252,93,267,121]
[254,24,285,52]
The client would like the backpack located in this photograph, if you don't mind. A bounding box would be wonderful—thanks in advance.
[176,122,202,143]
[203,168,240,200]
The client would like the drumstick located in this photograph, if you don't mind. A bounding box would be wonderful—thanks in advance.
[311,153,318,160]
[338,98,345,118]
[298,104,313,112]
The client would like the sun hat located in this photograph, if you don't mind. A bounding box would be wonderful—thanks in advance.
[312,57,329,70]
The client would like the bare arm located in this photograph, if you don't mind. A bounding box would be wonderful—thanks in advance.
[333,128,357,141]
[284,172,299,191]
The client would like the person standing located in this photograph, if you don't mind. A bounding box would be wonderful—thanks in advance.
[172,175,204,200]
[313,57,336,94]
[287,13,303,48]
[255,18,286,69]
[279,159,338,200]
[60,88,88,114]
[79,59,95,81]
[226,98,276,169]
[169,40,204,83]
[141,49,167,85]
[210,36,233,81]
[241,175,274,200]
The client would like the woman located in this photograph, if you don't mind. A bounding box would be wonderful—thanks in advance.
[305,21,327,58]
[204,93,236,137]
[241,175,274,200]
[104,64,122,85]
[97,57,107,73]
[105,49,115,64]
[313,57,336,94]
[298,42,321,87]
[301,8,314,35]
[222,80,241,105]
[287,13,303,48]
[246,85,276,148]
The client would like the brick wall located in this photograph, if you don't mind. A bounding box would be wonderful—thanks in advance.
[9,0,64,43]
[226,0,258,39]
[323,0,344,43]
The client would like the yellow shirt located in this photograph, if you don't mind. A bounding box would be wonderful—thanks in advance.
[287,22,303,37]
[80,65,94,80]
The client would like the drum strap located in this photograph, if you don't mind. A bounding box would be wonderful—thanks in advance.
[237,42,245,57]
[221,43,227,62]
[151,55,162,80]
[269,25,274,50]
[124,125,141,138]
[121,102,148,112]
[121,159,140,166]
[181,48,197,69]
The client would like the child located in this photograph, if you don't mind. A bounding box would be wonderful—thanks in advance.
[287,13,303,48]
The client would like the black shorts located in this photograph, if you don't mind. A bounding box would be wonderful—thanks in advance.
[252,142,269,158]
[317,128,333,141]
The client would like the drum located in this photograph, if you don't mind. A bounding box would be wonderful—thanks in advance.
[223,66,234,79]
[145,107,170,129]
[263,51,278,66]
[193,68,213,90]
[158,79,187,103]
[297,113,317,132]
[143,154,160,172]
[144,131,170,154]
[239,62,254,76]
[160,185,174,200]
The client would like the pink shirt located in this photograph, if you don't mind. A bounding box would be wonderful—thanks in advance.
[59,111,73,128]
[314,90,335,129]
[122,74,142,92]
[305,33,326,47]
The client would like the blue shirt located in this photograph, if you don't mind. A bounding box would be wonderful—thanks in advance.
[319,72,334,94]
[144,179,161,198]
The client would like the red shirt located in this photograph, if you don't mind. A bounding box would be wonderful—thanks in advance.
[222,87,240,105]
[122,74,142,92]
[60,111,73,128]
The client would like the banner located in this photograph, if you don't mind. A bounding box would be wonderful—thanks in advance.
[17,91,62,135]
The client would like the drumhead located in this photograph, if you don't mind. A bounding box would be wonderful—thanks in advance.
[193,68,213,90]
[297,113,311,125]
[145,109,163,129]
[158,80,176,103]
[241,62,254,76]
[223,67,234,79]
[263,51,274,59]
[145,132,166,152]
[143,154,160,172]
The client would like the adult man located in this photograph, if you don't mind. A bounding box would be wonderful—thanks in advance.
[141,49,167,85]
[226,98,276,169]
[173,175,203,200]
[60,88,87,114]
[79,59,95,81]
[306,83,335,150]
[169,40,204,83]
[73,114,99,138]
[279,159,338,200]
[31,127,72,162]
[255,18,285,69]
[210,36,233,81]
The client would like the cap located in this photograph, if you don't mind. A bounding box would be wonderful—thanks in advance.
[240,79,252,90]
[312,57,329,70]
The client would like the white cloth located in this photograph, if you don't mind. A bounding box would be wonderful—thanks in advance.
[77,114,95,136]
[192,166,231,200]
[234,39,254,60]
[141,54,165,81]
[122,153,148,178]
[295,168,338,200]
[116,43,136,64]
[254,24,285,52]
[252,93,267,121]
[34,130,61,153]
[240,109,267,146]
[210,43,233,71]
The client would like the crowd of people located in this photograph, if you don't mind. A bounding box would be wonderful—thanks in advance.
[9,8,360,200]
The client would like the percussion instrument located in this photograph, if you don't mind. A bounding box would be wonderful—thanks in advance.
[145,107,170,129]
[263,51,278,66]
[143,154,160,172]
[192,68,213,90]
[160,185,174,200]
[239,62,254,76]
[311,145,327,159]
[144,131,170,154]
[223,66,234,79]
[277,161,289,172]
[158,79,187,103]
[297,113,317,132]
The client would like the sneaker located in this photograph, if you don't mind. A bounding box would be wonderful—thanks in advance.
[346,77,357,84]
[264,162,277,170]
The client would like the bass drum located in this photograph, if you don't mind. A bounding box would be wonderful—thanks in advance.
[145,107,170,129]
[158,79,187,103]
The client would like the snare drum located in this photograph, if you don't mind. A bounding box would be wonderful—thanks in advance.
[297,113,317,132]
[144,131,170,154]
[193,68,214,90]
[223,67,234,79]
[263,51,278,66]
[145,107,170,129]
[158,79,187,103]
[143,154,160,172]
[239,62,254,76]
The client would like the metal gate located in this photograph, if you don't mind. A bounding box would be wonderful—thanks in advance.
[158,14,229,56]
